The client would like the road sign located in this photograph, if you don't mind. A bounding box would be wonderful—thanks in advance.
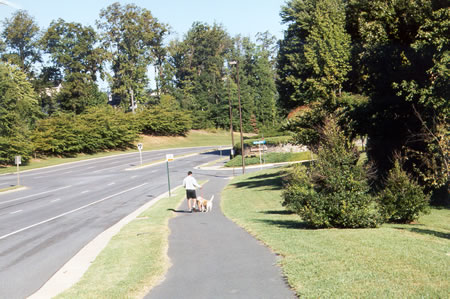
[252,140,266,145]
[137,143,143,151]
[166,154,174,162]
[15,156,21,165]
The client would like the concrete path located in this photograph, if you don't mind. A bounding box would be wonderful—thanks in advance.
[145,175,296,299]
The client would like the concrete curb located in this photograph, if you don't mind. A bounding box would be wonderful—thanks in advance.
[28,186,182,299]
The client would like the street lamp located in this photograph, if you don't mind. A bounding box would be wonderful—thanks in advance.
[226,76,235,157]
[229,60,245,174]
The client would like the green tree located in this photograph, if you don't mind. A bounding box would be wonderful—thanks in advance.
[97,2,168,111]
[40,19,106,113]
[346,0,449,201]
[1,10,41,75]
[0,63,39,164]
[282,117,381,228]
[277,0,351,110]
[168,22,231,128]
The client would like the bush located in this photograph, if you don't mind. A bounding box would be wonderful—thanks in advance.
[379,160,430,223]
[137,106,192,136]
[282,118,382,228]
[31,107,140,156]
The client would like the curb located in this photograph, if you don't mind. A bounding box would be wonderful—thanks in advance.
[28,185,182,299]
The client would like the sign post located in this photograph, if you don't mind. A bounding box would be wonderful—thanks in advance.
[252,140,266,169]
[137,143,143,165]
[15,156,21,186]
[166,154,174,197]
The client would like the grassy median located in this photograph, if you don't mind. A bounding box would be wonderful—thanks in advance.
[56,188,186,299]
[221,167,450,298]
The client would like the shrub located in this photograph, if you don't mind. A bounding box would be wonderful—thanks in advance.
[379,160,430,223]
[282,118,382,228]
[137,106,192,136]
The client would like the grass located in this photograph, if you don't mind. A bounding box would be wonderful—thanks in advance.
[56,187,187,299]
[0,130,237,175]
[221,168,450,298]
[225,151,313,167]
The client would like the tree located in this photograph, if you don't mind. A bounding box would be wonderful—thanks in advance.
[0,62,39,164]
[1,10,41,75]
[168,22,231,128]
[40,19,106,113]
[277,0,352,110]
[97,2,168,111]
[282,117,381,228]
[346,0,449,202]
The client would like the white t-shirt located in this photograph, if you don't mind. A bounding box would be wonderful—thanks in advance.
[183,175,200,190]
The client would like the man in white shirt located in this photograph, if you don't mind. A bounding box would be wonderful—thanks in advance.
[183,171,202,212]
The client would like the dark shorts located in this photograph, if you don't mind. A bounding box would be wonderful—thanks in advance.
[186,189,197,199]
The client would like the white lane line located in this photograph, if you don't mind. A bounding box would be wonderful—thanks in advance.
[131,176,137,179]
[0,185,72,205]
[10,210,23,214]
[0,183,149,241]
[107,182,115,186]
[81,190,89,194]
[51,198,61,203]
[63,171,73,174]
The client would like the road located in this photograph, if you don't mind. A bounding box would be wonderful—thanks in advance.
[0,146,229,299]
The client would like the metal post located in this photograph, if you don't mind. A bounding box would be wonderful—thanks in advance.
[228,77,235,158]
[166,161,171,197]
[17,163,20,186]
[235,62,245,174]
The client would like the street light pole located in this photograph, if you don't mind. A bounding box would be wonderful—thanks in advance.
[230,61,245,174]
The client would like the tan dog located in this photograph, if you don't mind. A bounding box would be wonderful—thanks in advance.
[197,195,214,212]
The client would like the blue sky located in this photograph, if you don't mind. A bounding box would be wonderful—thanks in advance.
[0,0,287,40]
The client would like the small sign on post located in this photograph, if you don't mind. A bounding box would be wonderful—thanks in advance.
[137,143,143,165]
[165,154,174,197]
[15,156,21,186]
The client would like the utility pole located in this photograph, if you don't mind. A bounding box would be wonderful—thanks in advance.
[230,60,245,174]
[228,76,235,158]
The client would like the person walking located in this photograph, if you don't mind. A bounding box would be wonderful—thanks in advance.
[183,171,201,212]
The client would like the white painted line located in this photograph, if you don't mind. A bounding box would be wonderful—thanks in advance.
[10,210,23,214]
[63,171,73,174]
[86,166,95,169]
[81,190,89,194]
[107,182,115,186]
[131,175,137,179]
[0,185,72,205]
[51,198,61,203]
[0,183,149,241]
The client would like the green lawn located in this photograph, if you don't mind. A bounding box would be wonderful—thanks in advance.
[221,168,450,298]
[0,130,236,175]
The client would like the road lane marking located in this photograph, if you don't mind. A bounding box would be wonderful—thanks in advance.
[131,176,137,179]
[0,183,149,240]
[81,190,89,194]
[51,198,61,203]
[10,210,23,214]
[0,185,72,205]
[107,182,115,186]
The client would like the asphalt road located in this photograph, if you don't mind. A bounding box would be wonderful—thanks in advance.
[0,146,225,299]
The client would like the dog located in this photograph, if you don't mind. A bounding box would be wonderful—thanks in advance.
[196,195,214,212]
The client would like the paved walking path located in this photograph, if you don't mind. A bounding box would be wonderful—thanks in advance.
[145,175,296,299]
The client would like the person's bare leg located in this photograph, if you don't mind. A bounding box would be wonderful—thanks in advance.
[187,198,192,212]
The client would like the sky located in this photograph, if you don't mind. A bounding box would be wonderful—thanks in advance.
[0,0,288,40]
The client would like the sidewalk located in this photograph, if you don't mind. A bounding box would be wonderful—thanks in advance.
[145,175,296,299]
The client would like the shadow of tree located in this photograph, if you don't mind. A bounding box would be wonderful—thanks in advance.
[231,171,286,191]
[261,210,296,215]
[395,227,450,240]
[167,208,191,213]
[255,218,311,229]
